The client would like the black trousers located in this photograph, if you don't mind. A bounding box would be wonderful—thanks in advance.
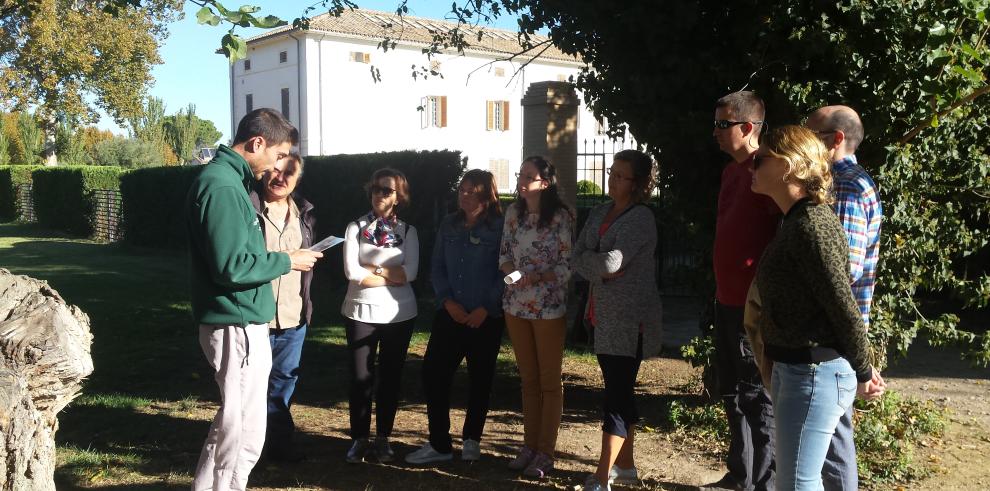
[422,310,504,453]
[713,302,775,491]
[596,335,643,438]
[345,317,415,440]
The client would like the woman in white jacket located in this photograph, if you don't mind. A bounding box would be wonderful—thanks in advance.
[340,167,419,464]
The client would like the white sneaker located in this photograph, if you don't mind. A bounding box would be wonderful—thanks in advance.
[405,442,453,464]
[461,439,480,461]
[609,465,639,485]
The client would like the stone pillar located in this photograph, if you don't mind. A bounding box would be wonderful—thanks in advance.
[521,81,579,208]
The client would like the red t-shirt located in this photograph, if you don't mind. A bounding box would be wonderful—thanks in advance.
[713,155,781,306]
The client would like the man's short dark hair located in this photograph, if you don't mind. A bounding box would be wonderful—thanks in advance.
[824,109,865,151]
[232,108,299,147]
[716,91,766,122]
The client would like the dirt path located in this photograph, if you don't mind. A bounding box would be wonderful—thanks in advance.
[883,341,990,490]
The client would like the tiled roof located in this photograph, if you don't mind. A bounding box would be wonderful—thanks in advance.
[246,8,582,65]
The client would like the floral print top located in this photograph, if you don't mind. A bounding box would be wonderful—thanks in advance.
[498,202,574,319]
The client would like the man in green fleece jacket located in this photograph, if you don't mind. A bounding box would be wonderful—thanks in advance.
[186,108,322,491]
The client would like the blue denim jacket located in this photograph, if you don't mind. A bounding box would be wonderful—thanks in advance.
[431,212,505,316]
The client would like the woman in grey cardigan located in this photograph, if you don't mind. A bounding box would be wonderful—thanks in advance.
[573,149,663,491]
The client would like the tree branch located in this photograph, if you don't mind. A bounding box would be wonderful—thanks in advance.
[463,38,553,86]
[900,84,990,144]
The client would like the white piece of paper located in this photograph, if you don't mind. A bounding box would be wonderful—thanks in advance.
[308,235,344,252]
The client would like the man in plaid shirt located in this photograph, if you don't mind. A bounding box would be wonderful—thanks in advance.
[806,105,887,490]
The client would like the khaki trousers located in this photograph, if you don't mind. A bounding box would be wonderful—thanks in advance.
[193,323,272,491]
[505,313,566,456]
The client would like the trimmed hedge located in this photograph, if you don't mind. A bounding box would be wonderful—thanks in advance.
[30,166,128,236]
[0,165,42,221]
[120,165,204,248]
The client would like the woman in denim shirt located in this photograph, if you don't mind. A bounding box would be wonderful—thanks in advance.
[405,169,506,464]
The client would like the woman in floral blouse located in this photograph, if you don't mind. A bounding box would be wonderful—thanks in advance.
[498,156,574,478]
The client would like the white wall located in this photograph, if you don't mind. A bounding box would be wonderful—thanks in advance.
[233,32,617,192]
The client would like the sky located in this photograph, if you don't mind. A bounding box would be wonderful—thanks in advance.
[96,0,524,142]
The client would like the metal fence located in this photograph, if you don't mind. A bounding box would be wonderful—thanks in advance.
[92,189,122,243]
[15,183,35,223]
[13,184,121,242]
[576,136,641,199]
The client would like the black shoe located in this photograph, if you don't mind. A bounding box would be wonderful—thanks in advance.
[699,473,745,491]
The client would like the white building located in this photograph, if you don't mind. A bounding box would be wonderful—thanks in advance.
[230,8,620,192]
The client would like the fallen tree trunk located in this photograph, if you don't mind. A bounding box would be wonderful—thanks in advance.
[0,268,93,491]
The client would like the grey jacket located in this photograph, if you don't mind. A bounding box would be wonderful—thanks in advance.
[574,203,663,357]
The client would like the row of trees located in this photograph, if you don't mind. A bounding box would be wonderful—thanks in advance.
[0,99,220,167]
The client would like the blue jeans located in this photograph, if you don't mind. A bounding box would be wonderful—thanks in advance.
[267,323,307,450]
[822,406,857,490]
[771,358,856,491]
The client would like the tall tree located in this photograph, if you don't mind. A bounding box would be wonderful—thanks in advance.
[0,0,179,133]
[16,112,42,165]
[0,115,9,165]
[128,96,178,165]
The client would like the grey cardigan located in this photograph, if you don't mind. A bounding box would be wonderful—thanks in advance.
[573,203,663,357]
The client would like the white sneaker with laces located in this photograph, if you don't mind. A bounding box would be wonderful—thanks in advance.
[461,439,481,461]
[405,442,453,464]
[609,465,639,485]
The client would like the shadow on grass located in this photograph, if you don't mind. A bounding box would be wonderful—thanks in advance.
[3,223,706,490]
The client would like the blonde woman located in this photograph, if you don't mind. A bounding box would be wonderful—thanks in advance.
[750,126,882,490]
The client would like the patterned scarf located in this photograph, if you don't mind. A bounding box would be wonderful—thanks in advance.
[362,211,404,248]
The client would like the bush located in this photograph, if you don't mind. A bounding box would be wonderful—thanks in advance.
[855,390,947,487]
[31,166,128,236]
[0,165,43,222]
[576,179,603,195]
[120,150,465,290]
[119,165,203,248]
[92,137,164,168]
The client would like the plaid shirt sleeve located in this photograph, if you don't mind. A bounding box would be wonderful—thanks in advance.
[833,185,869,283]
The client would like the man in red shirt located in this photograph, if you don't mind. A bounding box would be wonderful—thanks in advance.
[703,91,780,491]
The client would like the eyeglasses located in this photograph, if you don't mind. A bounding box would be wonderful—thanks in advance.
[606,168,635,181]
[515,172,543,183]
[371,185,396,196]
[714,119,763,129]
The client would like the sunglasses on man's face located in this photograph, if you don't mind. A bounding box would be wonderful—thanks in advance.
[714,119,763,130]
[371,185,396,197]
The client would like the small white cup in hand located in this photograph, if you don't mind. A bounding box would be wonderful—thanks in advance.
[504,270,523,285]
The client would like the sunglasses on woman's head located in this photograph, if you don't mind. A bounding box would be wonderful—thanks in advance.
[371,185,396,196]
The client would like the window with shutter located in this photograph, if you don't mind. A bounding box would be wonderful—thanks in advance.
[421,96,447,129]
[279,51,287,63]
[246,94,253,113]
[487,101,510,132]
[244,59,251,71]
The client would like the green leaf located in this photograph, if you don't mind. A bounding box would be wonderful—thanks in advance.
[221,33,248,62]
[248,15,287,29]
[195,6,221,26]
[930,114,939,127]
[951,65,986,83]
[238,5,261,14]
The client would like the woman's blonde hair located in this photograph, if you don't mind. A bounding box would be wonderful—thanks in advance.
[762,125,834,205]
